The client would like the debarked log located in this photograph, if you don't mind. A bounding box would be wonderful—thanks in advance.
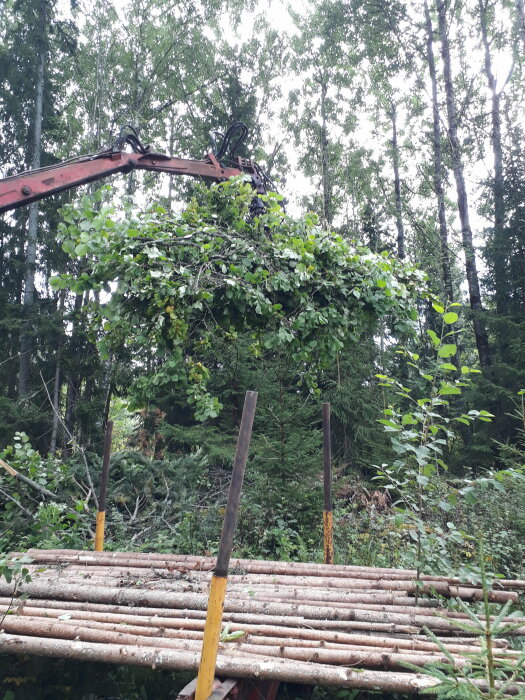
[1,633,524,695]
[0,600,506,653]
[0,632,444,694]
[1,580,520,633]
[4,613,511,660]
[0,617,487,671]
[18,557,519,603]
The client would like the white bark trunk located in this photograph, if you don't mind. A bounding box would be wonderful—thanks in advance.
[18,0,46,397]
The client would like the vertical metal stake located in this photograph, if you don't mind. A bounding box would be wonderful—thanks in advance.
[322,402,334,565]
[94,420,113,552]
[195,391,258,700]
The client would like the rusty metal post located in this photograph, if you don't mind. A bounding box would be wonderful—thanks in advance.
[94,420,113,552]
[322,403,334,565]
[195,391,258,700]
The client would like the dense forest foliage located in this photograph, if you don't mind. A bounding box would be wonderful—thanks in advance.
[0,0,524,697]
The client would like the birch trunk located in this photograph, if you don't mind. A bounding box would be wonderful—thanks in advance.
[50,289,66,454]
[63,291,86,454]
[516,0,525,53]
[424,0,454,301]
[390,103,405,260]
[436,0,491,366]
[479,0,507,316]
[18,0,46,396]
[319,75,332,225]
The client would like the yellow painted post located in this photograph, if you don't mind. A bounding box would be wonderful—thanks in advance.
[195,391,257,700]
[94,420,113,552]
[322,402,334,564]
[194,574,227,697]
[94,511,106,551]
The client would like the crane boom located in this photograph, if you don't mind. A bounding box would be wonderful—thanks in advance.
[0,125,267,214]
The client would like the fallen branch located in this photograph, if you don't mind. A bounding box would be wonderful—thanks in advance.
[0,459,58,501]
[0,487,32,516]
[39,372,98,510]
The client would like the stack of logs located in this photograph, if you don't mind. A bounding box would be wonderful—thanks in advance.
[0,549,523,695]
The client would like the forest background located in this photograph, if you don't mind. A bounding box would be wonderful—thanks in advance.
[0,0,524,697]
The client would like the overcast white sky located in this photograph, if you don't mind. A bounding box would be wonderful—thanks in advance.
[54,0,519,258]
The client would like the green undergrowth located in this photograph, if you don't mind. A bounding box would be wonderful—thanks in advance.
[0,434,524,576]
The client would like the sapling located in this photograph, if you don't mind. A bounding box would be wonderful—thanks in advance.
[403,537,525,699]
[374,302,493,581]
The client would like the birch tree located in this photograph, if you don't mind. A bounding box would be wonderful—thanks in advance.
[423,0,454,301]
[18,0,47,397]
[436,0,491,367]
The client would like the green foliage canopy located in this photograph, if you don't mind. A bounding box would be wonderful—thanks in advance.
[52,178,427,419]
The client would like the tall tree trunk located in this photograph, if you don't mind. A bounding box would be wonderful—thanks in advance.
[479,0,506,316]
[18,0,46,397]
[319,75,332,225]
[49,289,66,455]
[49,358,62,455]
[516,0,525,53]
[424,0,454,302]
[168,115,175,208]
[89,1,108,151]
[436,0,491,366]
[63,291,85,455]
[390,103,405,260]
[102,359,114,433]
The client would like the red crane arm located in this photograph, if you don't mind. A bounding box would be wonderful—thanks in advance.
[0,148,263,214]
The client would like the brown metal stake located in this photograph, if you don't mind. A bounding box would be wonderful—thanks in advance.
[322,402,334,565]
[195,391,258,700]
[94,420,113,552]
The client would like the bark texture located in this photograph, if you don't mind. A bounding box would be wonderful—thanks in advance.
[18,0,47,396]
[517,0,525,53]
[318,73,333,225]
[1,550,523,694]
[436,0,491,366]
[479,0,506,316]
[391,103,405,260]
[424,0,454,301]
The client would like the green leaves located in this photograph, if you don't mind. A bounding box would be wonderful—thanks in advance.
[56,180,426,419]
[427,329,440,347]
[379,418,401,431]
[220,625,246,643]
[438,383,461,396]
[443,311,458,324]
[437,344,457,358]
[0,554,32,588]
[374,301,501,577]
[74,243,89,256]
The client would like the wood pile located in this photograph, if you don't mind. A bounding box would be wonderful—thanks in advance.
[0,549,523,695]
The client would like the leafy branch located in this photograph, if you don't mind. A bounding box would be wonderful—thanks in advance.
[51,179,427,420]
